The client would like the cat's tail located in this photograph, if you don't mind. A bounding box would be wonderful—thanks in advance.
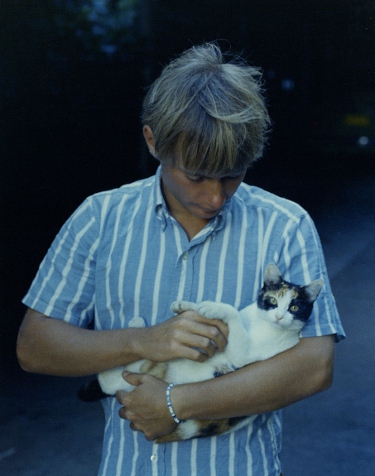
[77,378,110,402]
[155,416,253,443]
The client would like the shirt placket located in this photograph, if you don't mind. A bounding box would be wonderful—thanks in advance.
[170,220,218,302]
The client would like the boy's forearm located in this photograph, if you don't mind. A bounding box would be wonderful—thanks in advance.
[16,307,229,377]
[173,335,334,421]
[16,308,143,377]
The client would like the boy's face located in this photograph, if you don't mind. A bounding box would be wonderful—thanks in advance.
[161,161,246,222]
[142,124,246,224]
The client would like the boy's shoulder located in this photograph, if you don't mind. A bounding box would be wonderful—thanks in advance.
[235,182,308,221]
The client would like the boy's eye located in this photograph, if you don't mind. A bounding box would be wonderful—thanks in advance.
[186,175,203,182]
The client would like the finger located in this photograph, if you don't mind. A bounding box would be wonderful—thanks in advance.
[116,390,128,405]
[177,345,210,362]
[122,371,144,386]
[207,318,229,341]
[185,318,228,353]
[184,335,218,359]
[202,318,229,352]
[118,405,128,420]
[119,406,139,423]
[129,422,154,440]
[180,311,229,339]
[144,431,157,441]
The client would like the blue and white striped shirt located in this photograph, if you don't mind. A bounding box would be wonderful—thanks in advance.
[23,166,344,476]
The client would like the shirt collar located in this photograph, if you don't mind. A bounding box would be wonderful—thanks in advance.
[154,166,168,231]
[154,166,164,208]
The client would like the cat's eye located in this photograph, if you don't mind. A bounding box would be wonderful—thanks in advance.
[289,305,299,312]
[269,297,277,305]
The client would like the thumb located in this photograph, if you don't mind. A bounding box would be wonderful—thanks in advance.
[122,370,144,386]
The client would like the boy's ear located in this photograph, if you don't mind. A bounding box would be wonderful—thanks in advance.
[143,125,156,157]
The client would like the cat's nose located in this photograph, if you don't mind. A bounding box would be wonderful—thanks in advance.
[276,315,283,321]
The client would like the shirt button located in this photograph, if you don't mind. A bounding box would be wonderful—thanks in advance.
[150,454,157,462]
[182,252,188,260]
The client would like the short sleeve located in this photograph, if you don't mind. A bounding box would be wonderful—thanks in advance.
[281,212,345,341]
[22,197,99,327]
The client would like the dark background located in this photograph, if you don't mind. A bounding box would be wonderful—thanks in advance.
[1,0,374,346]
[0,1,374,473]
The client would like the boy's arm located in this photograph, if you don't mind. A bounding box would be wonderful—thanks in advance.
[16,308,228,377]
[116,334,334,440]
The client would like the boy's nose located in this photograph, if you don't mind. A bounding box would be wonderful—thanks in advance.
[204,180,226,208]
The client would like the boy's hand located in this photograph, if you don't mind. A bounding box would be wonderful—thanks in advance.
[135,311,228,363]
[116,372,177,440]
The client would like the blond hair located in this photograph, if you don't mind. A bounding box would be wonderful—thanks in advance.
[142,43,270,174]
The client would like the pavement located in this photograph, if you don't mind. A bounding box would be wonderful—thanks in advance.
[0,173,374,476]
[282,174,375,476]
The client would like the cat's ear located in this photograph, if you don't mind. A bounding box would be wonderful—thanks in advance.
[303,279,324,302]
[264,263,282,286]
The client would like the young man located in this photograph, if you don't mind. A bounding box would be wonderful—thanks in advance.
[17,43,344,475]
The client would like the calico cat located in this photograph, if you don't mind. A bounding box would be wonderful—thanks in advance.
[97,263,324,443]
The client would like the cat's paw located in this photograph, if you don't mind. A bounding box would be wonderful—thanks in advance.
[196,301,238,323]
[171,300,198,314]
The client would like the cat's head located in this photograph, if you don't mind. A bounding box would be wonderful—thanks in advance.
[257,263,324,331]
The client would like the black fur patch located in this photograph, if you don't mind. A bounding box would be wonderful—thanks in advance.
[199,422,220,437]
[77,379,109,402]
[288,297,314,322]
[227,416,245,427]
